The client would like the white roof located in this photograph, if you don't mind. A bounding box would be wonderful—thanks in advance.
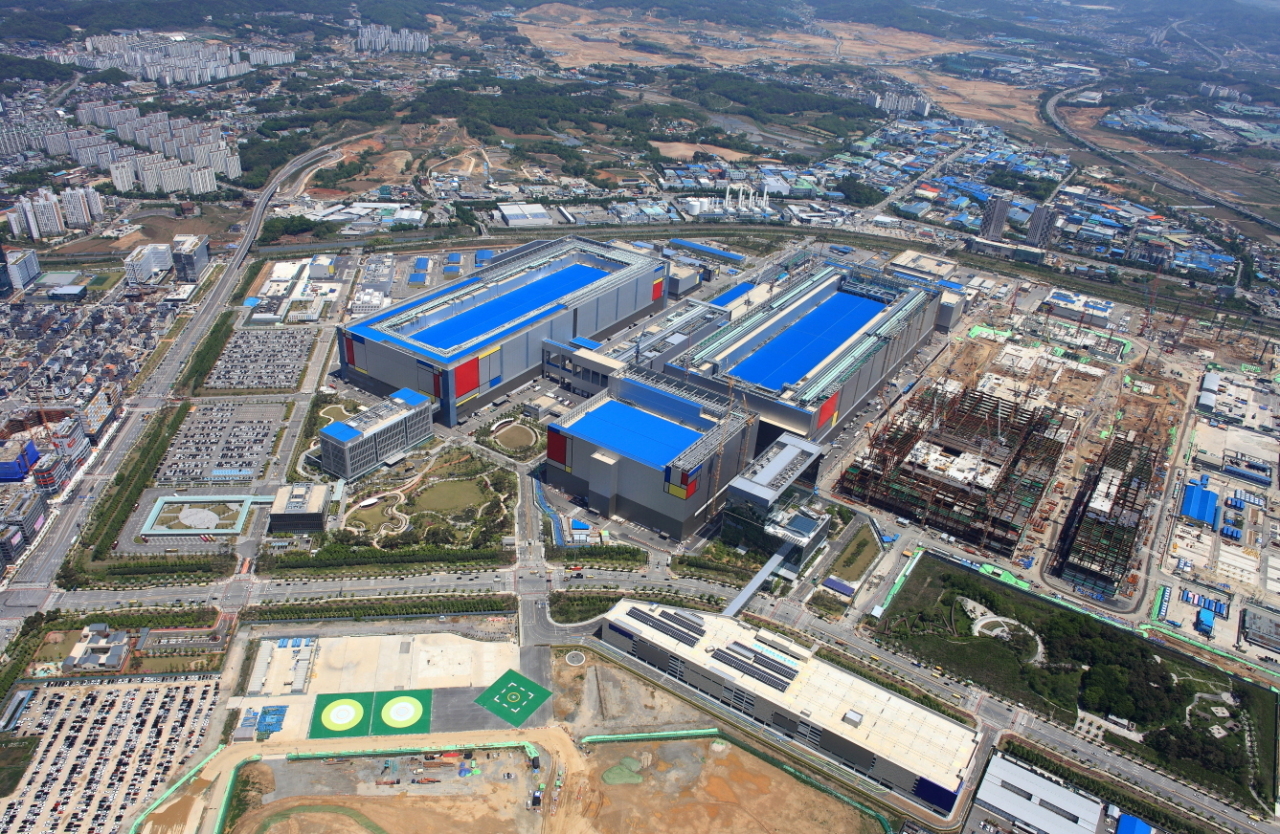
[606,600,978,790]
[975,753,1104,834]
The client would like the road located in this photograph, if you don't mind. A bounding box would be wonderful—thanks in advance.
[1044,84,1280,236]
[0,139,356,614]
[0,136,1271,831]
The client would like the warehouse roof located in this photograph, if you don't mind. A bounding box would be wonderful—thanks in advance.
[412,264,608,350]
[711,281,754,307]
[1180,482,1219,527]
[975,753,1104,834]
[343,237,662,367]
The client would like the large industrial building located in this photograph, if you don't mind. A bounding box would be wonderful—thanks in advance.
[840,382,1074,557]
[972,752,1107,834]
[600,600,979,814]
[338,236,668,425]
[546,368,754,539]
[318,389,436,480]
[665,255,941,451]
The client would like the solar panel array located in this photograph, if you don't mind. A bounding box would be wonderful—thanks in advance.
[627,607,699,647]
[712,648,791,692]
[662,610,706,636]
[744,646,799,680]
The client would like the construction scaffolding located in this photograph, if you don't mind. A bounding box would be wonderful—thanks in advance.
[1055,437,1157,598]
[839,385,1073,557]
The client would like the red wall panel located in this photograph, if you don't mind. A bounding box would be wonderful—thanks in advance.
[651,277,664,301]
[547,430,567,464]
[818,391,839,427]
[455,357,480,396]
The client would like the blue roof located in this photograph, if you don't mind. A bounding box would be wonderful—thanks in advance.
[413,264,608,351]
[393,388,429,407]
[446,253,462,264]
[823,577,856,596]
[443,265,461,274]
[1116,815,1152,834]
[711,282,753,307]
[730,293,886,391]
[1180,482,1220,527]
[476,249,494,259]
[670,238,745,263]
[414,257,429,269]
[570,519,590,530]
[560,400,701,470]
[936,279,965,290]
[320,422,361,442]
[409,272,427,283]
[570,337,602,350]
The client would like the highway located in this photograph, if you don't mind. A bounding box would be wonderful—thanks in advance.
[0,135,1269,832]
[0,139,358,613]
[1044,84,1280,236]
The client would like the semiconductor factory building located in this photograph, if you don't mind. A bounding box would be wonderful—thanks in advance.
[600,600,979,814]
[666,258,941,450]
[338,236,668,425]
[546,368,754,539]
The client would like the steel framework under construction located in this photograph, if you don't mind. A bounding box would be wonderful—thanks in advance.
[1055,437,1157,597]
[839,384,1074,556]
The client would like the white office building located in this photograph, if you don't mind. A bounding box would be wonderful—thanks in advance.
[7,249,40,289]
[123,243,173,284]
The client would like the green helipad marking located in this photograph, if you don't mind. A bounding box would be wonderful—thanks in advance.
[475,669,550,727]
[371,689,433,736]
[309,692,375,738]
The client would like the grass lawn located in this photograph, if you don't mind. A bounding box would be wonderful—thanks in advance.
[406,480,484,514]
[320,405,350,425]
[349,502,395,531]
[830,524,880,584]
[32,631,75,662]
[135,655,216,673]
[86,270,125,290]
[0,734,39,798]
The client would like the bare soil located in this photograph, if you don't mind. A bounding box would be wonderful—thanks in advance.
[649,142,757,161]
[886,67,1043,128]
[563,740,883,834]
[515,3,967,68]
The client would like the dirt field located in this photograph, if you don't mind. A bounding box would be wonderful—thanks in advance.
[568,739,883,834]
[56,206,247,254]
[552,652,708,736]
[649,142,757,161]
[1060,107,1154,152]
[230,753,534,834]
[226,736,877,834]
[886,67,1043,129]
[515,3,966,68]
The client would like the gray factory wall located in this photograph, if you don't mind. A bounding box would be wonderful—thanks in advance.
[342,265,666,425]
[550,413,751,540]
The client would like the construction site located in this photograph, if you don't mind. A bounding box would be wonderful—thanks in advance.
[838,281,1191,597]
[839,378,1073,557]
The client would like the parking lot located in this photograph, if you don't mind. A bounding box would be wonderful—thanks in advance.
[202,328,317,391]
[2,676,220,834]
[154,402,286,485]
